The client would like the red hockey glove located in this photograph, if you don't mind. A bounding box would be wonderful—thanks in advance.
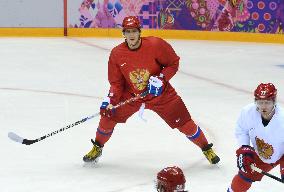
[100,97,115,117]
[236,145,256,175]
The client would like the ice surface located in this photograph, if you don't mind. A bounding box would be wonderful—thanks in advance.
[1,37,284,192]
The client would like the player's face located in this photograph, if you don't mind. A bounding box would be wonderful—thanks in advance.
[124,28,141,50]
[255,99,275,118]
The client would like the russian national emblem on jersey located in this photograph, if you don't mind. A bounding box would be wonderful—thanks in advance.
[129,69,150,91]
[255,136,274,159]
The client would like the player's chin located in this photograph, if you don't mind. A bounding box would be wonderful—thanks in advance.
[261,111,269,116]
[129,40,138,47]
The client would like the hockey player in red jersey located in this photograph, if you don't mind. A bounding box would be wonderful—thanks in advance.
[156,166,187,192]
[83,16,220,165]
[227,83,284,192]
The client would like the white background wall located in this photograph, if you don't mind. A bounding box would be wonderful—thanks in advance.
[0,0,65,27]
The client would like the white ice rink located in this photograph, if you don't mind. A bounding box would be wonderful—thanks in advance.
[1,37,284,192]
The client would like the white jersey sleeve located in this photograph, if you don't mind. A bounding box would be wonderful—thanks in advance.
[235,103,284,164]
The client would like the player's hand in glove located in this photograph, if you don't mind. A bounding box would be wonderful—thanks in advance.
[236,145,256,175]
[100,97,115,117]
[147,74,165,96]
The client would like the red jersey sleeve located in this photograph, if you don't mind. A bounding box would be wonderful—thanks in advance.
[154,38,180,81]
[108,49,125,105]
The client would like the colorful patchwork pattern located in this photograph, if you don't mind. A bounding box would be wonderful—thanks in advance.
[71,0,284,33]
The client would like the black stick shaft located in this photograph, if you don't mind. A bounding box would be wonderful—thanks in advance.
[23,114,97,145]
[251,165,284,183]
[261,171,284,183]
[11,91,147,145]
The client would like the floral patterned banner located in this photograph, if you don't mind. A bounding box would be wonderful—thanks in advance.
[70,0,284,34]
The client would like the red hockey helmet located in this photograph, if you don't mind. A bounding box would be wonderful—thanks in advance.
[156,166,186,192]
[122,16,141,31]
[254,83,277,100]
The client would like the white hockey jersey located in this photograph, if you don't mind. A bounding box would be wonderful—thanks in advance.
[235,103,284,164]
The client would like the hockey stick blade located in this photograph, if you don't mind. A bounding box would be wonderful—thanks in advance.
[8,132,37,145]
[8,132,24,144]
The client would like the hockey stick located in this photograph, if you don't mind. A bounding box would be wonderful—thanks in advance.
[251,164,284,183]
[8,91,148,145]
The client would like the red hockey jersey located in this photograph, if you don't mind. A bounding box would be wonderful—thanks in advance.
[108,36,180,104]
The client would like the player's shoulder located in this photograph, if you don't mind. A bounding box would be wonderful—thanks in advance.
[276,105,284,112]
[240,103,257,115]
[112,42,126,51]
[275,105,284,119]
[143,36,167,45]
[274,106,284,134]
[110,42,127,55]
[144,36,163,41]
[242,103,256,111]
